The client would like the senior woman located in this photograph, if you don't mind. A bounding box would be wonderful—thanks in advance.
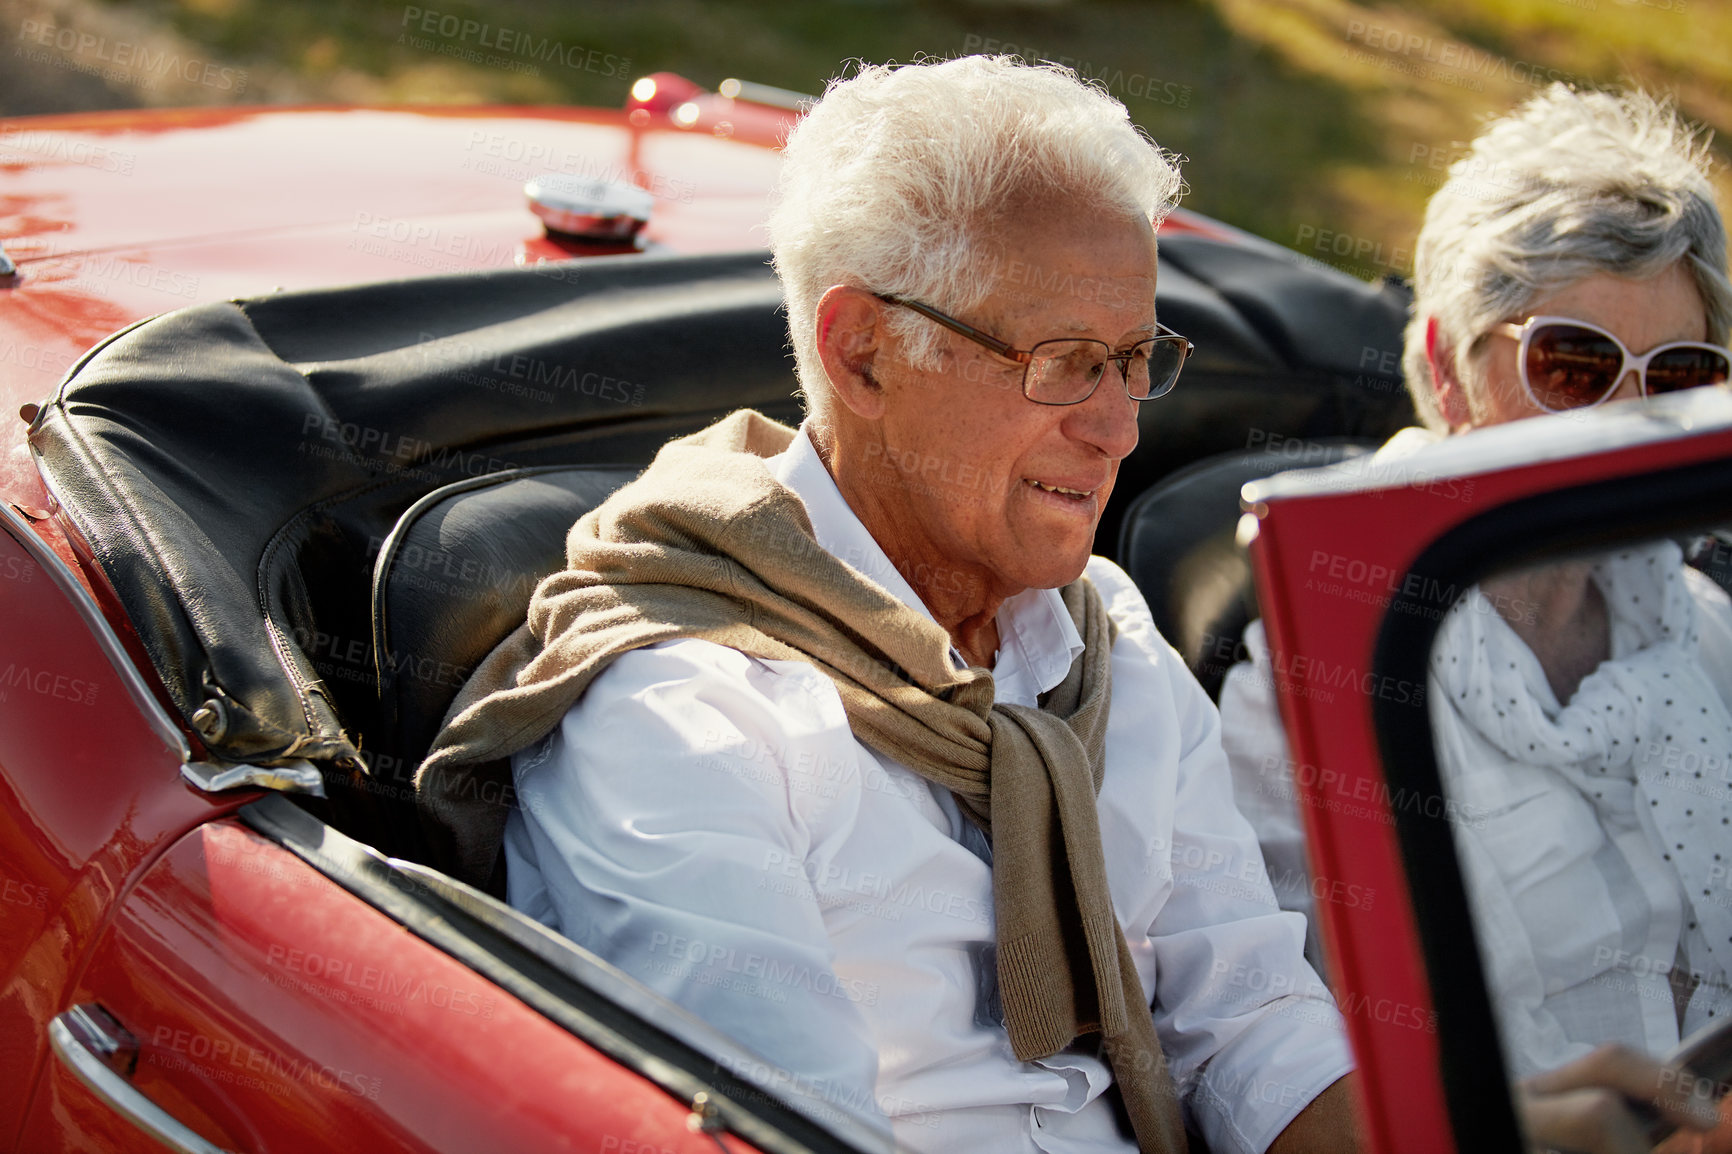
[422,56,1358,1154]
[1219,85,1732,1149]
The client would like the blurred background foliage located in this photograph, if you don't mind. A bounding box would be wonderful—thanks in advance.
[4,0,1728,278]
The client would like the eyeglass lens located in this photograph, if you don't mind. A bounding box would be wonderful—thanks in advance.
[1025,338,1186,404]
[1526,324,1731,411]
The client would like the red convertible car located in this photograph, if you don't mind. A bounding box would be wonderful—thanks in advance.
[2,75,1725,1153]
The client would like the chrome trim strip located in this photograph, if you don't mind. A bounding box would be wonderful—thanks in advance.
[717,77,813,111]
[50,1010,235,1154]
[181,759,325,798]
[0,501,191,761]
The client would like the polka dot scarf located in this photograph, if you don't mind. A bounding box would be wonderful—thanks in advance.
[1431,541,1732,977]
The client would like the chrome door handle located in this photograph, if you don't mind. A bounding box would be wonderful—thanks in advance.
[49,1004,237,1154]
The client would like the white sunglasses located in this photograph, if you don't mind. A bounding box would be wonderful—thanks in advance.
[1494,315,1731,413]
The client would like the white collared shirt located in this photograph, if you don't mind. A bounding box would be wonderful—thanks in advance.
[505,428,1353,1153]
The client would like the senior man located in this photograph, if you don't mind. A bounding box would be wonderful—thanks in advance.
[421,57,1356,1153]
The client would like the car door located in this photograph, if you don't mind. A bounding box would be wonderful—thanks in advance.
[1243,388,1732,1153]
[35,804,898,1153]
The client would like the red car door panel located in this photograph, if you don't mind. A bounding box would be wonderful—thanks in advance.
[23,817,745,1153]
[0,503,238,1144]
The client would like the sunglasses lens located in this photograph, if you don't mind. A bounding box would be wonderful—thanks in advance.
[1526,324,1623,410]
[1646,347,1732,395]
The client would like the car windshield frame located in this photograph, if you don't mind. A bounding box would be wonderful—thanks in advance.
[1368,451,1732,1151]
[1243,387,1732,1153]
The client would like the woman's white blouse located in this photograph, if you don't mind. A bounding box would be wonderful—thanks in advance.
[504,430,1352,1154]
[1222,543,1732,1079]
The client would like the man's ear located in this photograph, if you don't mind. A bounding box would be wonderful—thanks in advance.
[816,285,888,420]
[1424,316,1473,431]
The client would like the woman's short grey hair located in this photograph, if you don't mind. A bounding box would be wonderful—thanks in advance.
[768,55,1184,420]
[1403,83,1731,430]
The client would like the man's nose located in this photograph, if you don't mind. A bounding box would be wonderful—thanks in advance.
[1066,369,1141,459]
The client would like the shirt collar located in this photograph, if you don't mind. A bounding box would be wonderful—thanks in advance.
[767,425,1083,704]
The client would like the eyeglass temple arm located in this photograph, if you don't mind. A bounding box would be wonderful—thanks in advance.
[1150,324,1195,355]
[876,293,1195,360]
[873,294,1029,363]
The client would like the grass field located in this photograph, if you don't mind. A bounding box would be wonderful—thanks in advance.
[13,0,1729,272]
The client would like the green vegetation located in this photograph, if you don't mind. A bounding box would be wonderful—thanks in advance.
[111,0,1732,272]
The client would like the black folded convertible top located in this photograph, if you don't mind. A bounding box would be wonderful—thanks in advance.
[32,251,799,770]
[29,239,1412,782]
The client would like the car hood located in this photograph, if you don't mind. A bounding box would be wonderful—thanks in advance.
[0,104,783,509]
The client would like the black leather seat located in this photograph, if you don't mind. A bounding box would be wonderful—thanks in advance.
[1118,441,1374,700]
[365,464,639,855]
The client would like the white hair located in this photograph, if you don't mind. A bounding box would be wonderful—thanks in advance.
[1403,83,1731,431]
[767,55,1185,420]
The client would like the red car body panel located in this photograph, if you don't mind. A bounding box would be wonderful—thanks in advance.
[0,502,227,1144]
[20,819,750,1153]
[0,104,786,510]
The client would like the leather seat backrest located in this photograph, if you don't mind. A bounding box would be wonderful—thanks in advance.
[1118,442,1374,699]
[367,464,638,845]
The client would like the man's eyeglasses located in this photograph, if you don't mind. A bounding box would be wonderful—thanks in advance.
[1494,315,1731,413]
[873,293,1194,406]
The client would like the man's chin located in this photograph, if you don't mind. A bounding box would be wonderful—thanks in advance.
[1014,549,1094,593]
